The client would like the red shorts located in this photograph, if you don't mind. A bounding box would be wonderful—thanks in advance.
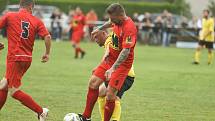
[93,61,130,90]
[71,31,84,44]
[6,61,31,88]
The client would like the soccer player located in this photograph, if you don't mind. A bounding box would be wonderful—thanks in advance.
[0,0,51,121]
[77,3,137,121]
[95,30,135,121]
[193,9,214,65]
[70,7,86,59]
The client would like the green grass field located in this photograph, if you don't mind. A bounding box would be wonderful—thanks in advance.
[0,39,215,121]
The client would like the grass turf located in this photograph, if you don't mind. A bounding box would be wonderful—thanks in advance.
[0,39,215,121]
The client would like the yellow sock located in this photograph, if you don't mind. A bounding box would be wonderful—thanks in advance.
[98,97,105,121]
[208,52,214,64]
[111,100,121,121]
[194,51,201,63]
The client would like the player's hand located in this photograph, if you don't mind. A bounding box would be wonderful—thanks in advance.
[91,28,99,41]
[0,42,4,50]
[41,54,49,63]
[105,67,114,81]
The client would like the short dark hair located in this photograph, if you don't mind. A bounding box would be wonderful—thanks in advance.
[203,9,210,14]
[106,3,125,16]
[20,0,34,8]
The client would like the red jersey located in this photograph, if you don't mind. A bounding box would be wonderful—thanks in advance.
[109,17,137,68]
[71,14,85,32]
[0,9,49,62]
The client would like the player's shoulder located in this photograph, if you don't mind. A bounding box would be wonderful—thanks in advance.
[123,17,137,32]
[209,18,214,23]
[30,15,43,24]
[3,11,17,17]
[203,18,214,23]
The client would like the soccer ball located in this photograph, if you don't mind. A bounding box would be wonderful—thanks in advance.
[64,113,80,121]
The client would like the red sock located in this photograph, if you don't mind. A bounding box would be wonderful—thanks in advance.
[104,100,115,121]
[77,47,84,53]
[83,87,99,119]
[0,89,8,110]
[75,48,79,57]
[12,90,43,114]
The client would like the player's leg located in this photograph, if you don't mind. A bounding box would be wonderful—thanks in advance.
[79,62,108,121]
[71,32,80,58]
[111,98,121,121]
[208,49,213,64]
[193,41,204,64]
[7,62,48,120]
[206,42,214,65]
[0,77,8,110]
[71,40,79,59]
[104,85,118,121]
[72,32,85,59]
[111,76,134,121]
[104,66,130,121]
[98,83,107,121]
[98,82,121,121]
[80,75,103,120]
[76,33,86,59]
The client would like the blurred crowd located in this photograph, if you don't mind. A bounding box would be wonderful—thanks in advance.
[49,7,98,42]
[1,6,215,47]
[131,10,212,46]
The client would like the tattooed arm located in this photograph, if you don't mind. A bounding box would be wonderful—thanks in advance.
[105,48,130,80]
[91,21,112,40]
[112,48,130,70]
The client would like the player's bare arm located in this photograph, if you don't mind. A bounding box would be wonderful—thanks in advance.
[91,21,112,40]
[0,42,4,50]
[105,48,131,80]
[41,35,51,63]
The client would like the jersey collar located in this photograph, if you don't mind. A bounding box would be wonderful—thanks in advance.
[19,8,30,14]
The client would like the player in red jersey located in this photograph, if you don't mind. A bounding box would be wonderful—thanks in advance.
[0,0,51,121]
[70,7,86,59]
[77,3,137,121]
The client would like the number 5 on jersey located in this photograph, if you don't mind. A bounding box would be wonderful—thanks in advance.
[21,21,30,39]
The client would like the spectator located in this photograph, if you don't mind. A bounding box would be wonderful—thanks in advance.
[34,9,43,19]
[51,9,62,42]
[162,10,173,47]
[86,9,98,40]
[132,12,141,42]
[188,16,199,36]
[188,16,198,28]
[132,12,139,22]
[153,16,163,45]
[139,12,153,45]
[181,17,188,28]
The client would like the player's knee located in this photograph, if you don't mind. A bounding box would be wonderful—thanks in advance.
[0,77,8,90]
[72,44,76,48]
[196,47,201,51]
[99,84,107,97]
[208,49,213,53]
[106,87,117,100]
[8,87,19,97]
[89,76,102,89]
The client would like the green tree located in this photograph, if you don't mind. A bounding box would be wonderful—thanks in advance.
[164,0,191,17]
[208,0,215,17]
[0,0,9,13]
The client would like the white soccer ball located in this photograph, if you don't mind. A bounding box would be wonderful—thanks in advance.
[64,113,80,121]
